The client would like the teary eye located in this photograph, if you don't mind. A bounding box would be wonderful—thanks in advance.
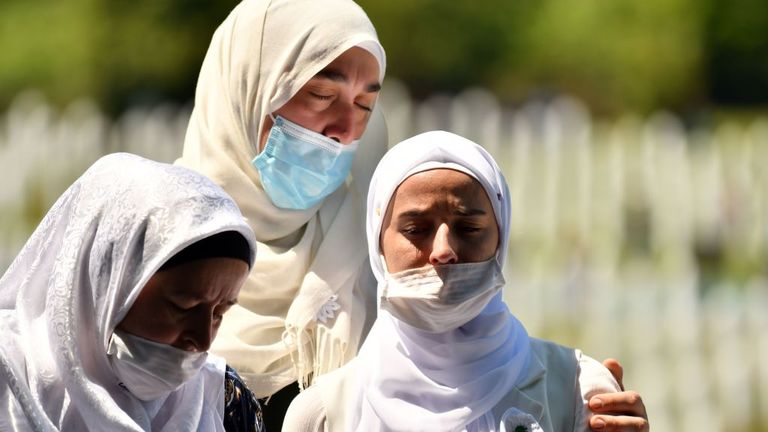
[400,223,429,236]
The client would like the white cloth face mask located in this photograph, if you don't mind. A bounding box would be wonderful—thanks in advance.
[107,329,208,401]
[380,257,504,333]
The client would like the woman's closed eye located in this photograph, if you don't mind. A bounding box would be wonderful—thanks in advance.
[355,101,372,112]
[310,92,334,101]
[310,92,372,112]
[169,300,195,314]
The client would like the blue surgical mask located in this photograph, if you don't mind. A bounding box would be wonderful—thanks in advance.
[252,115,358,210]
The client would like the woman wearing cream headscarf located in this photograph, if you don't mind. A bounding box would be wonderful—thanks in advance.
[179,0,650,429]
[0,154,259,431]
[283,131,635,431]
[176,0,387,427]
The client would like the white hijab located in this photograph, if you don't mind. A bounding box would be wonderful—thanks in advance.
[346,131,532,431]
[0,153,257,431]
[176,0,387,396]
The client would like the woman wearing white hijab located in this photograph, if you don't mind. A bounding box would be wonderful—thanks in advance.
[0,153,259,431]
[176,0,387,427]
[283,131,628,432]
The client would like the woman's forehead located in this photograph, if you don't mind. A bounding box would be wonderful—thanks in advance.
[399,168,480,191]
[390,169,490,208]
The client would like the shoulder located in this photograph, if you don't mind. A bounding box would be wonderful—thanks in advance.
[223,366,266,432]
[529,338,580,379]
[495,339,582,431]
[528,339,619,394]
[573,350,621,399]
[314,358,361,432]
[528,340,620,431]
[530,338,576,359]
[572,351,621,431]
[283,384,327,432]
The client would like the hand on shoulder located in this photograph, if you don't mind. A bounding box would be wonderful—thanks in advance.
[588,359,649,431]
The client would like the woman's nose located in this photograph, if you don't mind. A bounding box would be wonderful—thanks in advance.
[323,103,357,144]
[181,317,215,352]
[429,224,458,265]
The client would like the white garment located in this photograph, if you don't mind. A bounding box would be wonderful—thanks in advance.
[331,131,529,431]
[284,339,621,432]
[345,306,531,431]
[0,153,257,431]
[176,0,388,396]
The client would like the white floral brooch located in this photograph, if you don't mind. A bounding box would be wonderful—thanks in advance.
[500,407,543,432]
[315,294,341,324]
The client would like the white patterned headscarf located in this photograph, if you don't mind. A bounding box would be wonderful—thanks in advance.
[177,0,387,395]
[346,131,532,431]
[0,153,256,431]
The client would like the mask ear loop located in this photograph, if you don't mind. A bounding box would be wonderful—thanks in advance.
[255,113,279,159]
[379,254,389,274]
[376,254,390,309]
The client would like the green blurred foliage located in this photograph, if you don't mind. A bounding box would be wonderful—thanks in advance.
[706,0,768,105]
[360,0,713,114]
[0,0,238,115]
[1,0,767,116]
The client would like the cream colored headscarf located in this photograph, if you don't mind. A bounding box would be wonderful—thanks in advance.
[176,0,387,397]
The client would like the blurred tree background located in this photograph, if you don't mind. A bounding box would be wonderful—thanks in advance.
[0,0,239,115]
[3,2,768,429]
[1,0,766,117]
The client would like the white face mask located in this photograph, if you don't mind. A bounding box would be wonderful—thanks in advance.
[107,329,208,401]
[380,257,504,333]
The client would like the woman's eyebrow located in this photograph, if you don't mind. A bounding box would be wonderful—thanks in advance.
[170,292,239,306]
[315,69,381,93]
[396,207,487,220]
[454,208,487,217]
[397,209,429,219]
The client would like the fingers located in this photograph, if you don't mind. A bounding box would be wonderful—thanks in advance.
[591,361,649,431]
[589,391,647,418]
[602,358,624,391]
[589,413,649,431]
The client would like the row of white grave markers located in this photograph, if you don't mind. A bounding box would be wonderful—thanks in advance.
[2,85,767,430]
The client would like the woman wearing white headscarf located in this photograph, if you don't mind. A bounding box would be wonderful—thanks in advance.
[0,153,259,431]
[176,0,387,426]
[283,131,623,431]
